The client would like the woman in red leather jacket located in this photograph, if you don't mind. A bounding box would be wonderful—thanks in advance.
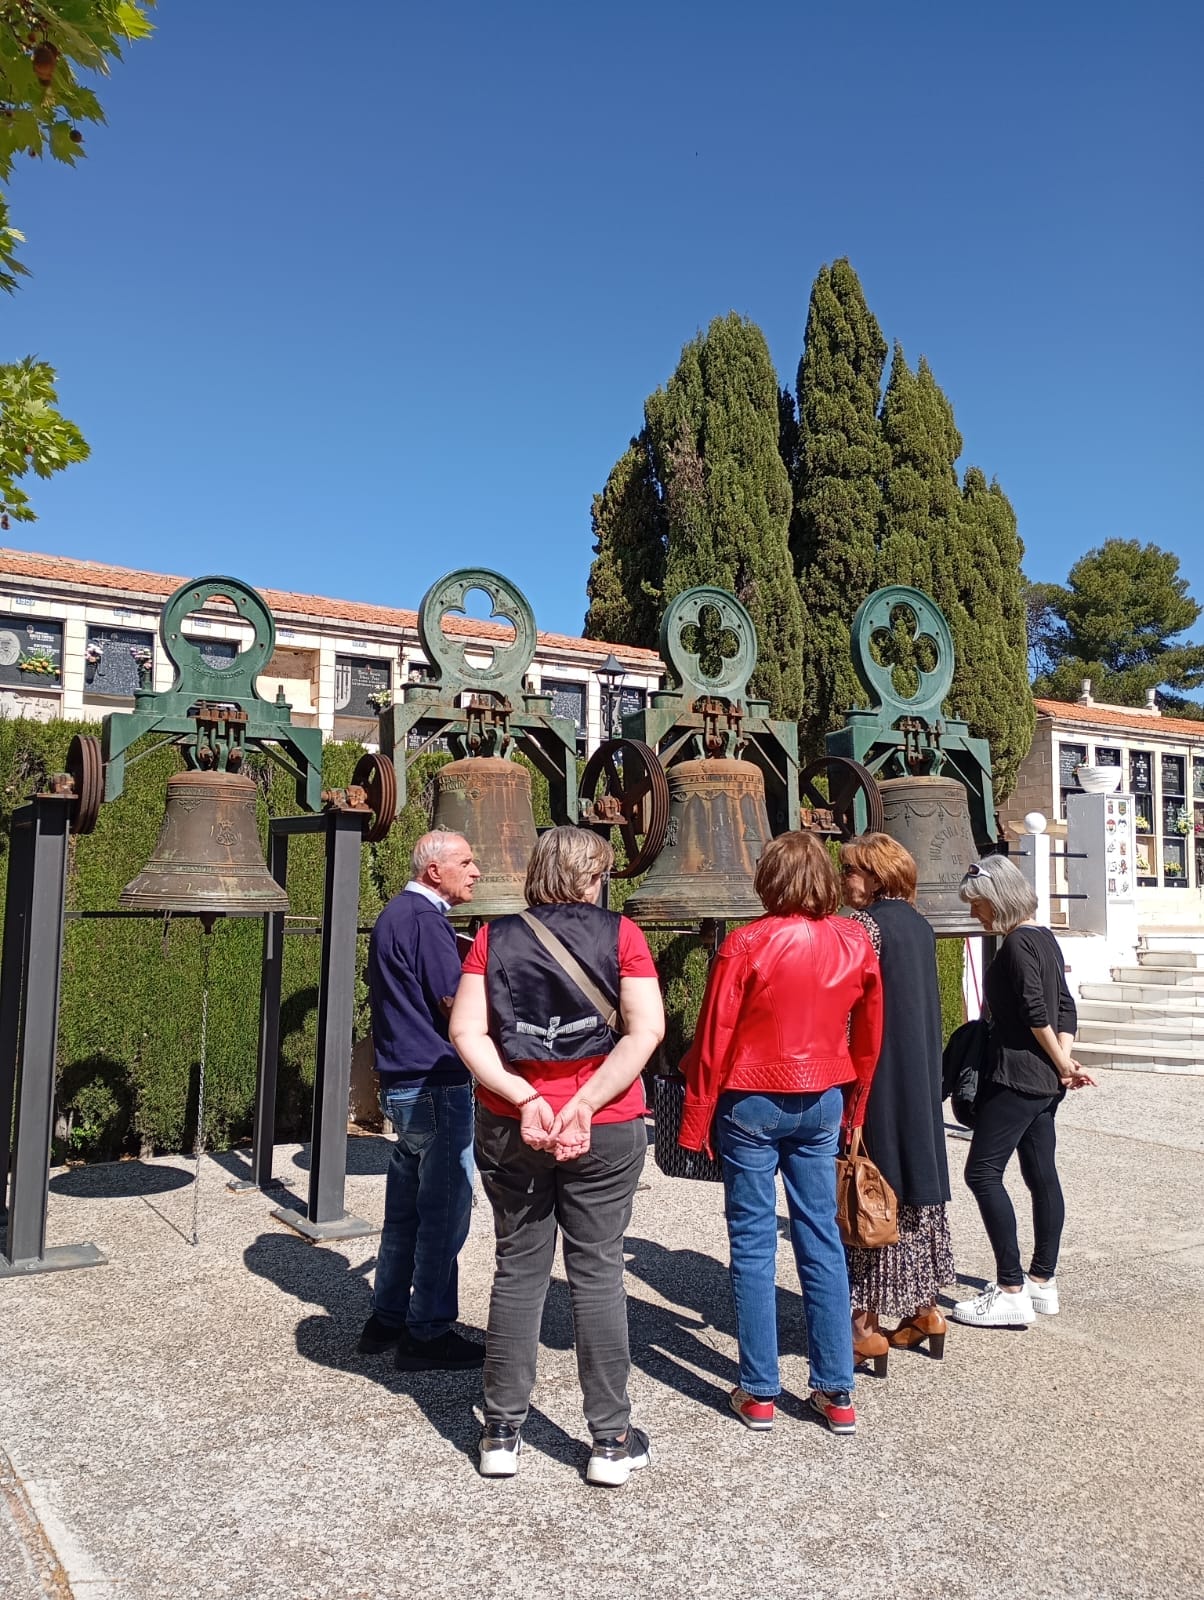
[680,831,883,1436]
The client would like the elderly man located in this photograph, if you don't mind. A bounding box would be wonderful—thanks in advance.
[358,830,485,1370]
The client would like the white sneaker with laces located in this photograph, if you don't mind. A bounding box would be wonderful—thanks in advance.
[950,1282,1036,1328]
[1025,1275,1059,1315]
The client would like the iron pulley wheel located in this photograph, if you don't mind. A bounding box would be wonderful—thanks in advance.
[798,755,884,842]
[352,752,398,842]
[579,738,670,878]
[66,734,104,835]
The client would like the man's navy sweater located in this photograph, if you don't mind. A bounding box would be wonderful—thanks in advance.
[368,888,469,1087]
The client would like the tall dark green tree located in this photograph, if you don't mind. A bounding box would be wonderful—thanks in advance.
[957,469,1034,797]
[1032,539,1204,715]
[583,431,666,646]
[878,348,964,601]
[647,313,804,717]
[789,259,889,758]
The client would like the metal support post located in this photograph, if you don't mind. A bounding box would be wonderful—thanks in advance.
[271,809,374,1241]
[1,797,106,1276]
[229,827,289,1193]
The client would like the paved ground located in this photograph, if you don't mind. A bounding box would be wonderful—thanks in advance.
[2,1067,1202,1600]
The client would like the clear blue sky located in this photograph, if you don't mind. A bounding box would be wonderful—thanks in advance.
[7,1,1202,640]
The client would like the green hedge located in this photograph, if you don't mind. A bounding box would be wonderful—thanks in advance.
[1,718,967,1159]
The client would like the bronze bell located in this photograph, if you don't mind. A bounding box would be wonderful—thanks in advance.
[120,771,289,921]
[877,775,980,935]
[430,756,538,920]
[625,758,771,926]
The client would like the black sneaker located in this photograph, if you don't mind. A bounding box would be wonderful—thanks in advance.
[478,1422,522,1478]
[395,1328,486,1371]
[356,1313,407,1355]
[585,1425,652,1487]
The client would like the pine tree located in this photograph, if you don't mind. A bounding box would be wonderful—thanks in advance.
[646,313,805,718]
[583,431,666,646]
[789,259,889,758]
[957,469,1034,798]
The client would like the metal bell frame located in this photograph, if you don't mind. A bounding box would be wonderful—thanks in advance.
[824,585,996,935]
[583,587,802,936]
[375,568,582,919]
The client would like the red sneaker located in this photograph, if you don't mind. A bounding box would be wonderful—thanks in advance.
[808,1389,856,1435]
[729,1386,775,1431]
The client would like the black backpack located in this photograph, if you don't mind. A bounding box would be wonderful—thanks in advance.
[942,1017,991,1129]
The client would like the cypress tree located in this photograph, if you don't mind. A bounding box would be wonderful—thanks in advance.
[647,313,805,718]
[878,347,963,599]
[789,259,889,759]
[583,431,666,646]
[957,469,1034,799]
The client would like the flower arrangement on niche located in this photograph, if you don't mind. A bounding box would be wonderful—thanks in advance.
[18,651,58,676]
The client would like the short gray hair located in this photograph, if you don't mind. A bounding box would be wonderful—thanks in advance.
[958,855,1037,935]
[412,830,468,878]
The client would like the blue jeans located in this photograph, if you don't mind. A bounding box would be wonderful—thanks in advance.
[717,1086,854,1399]
[373,1081,475,1340]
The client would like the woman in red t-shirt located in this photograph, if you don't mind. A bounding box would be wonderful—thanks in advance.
[449,826,664,1487]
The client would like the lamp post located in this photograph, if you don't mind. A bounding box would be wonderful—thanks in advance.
[596,652,626,740]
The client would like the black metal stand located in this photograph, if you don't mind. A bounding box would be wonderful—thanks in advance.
[0,796,106,1277]
[232,811,375,1242]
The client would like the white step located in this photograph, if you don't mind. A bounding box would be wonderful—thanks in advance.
[1073,1040,1204,1074]
[1078,1018,1202,1045]
[1077,998,1204,1034]
[1080,982,1204,1008]
[1112,966,1204,988]
[1136,948,1203,969]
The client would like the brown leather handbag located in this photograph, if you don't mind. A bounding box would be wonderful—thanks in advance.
[835,1127,899,1249]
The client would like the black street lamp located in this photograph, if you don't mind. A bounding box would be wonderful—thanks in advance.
[595,652,626,739]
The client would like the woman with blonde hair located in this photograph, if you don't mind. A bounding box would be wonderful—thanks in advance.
[951,854,1092,1329]
[450,827,665,1485]
[839,833,954,1370]
[680,831,882,1437]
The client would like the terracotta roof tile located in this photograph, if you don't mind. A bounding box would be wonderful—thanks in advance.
[1033,697,1204,739]
[0,547,663,668]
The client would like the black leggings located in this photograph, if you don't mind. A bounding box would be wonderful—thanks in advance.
[964,1080,1064,1287]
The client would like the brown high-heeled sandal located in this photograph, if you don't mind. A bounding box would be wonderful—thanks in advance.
[888,1309,947,1359]
[852,1329,889,1377]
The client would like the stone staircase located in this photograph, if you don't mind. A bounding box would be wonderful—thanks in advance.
[1074,936,1204,1074]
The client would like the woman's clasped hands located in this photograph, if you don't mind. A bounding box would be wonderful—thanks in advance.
[518,1093,593,1160]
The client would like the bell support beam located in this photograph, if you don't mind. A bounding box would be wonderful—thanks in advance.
[0,795,106,1277]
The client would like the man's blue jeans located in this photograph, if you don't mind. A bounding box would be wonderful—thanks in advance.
[373,1080,475,1341]
[716,1086,855,1400]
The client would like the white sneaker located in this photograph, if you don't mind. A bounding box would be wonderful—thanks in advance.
[950,1283,1036,1328]
[1025,1275,1059,1315]
[478,1423,522,1477]
[585,1426,652,1487]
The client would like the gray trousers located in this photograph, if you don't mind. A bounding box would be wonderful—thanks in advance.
[474,1107,646,1438]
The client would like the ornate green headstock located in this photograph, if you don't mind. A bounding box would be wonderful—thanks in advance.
[418,568,537,702]
[850,585,954,724]
[659,586,758,705]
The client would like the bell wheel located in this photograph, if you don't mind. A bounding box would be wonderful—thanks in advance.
[798,756,883,842]
[353,752,398,842]
[579,739,670,878]
[66,734,104,836]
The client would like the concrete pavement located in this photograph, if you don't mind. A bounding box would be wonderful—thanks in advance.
[2,1067,1202,1600]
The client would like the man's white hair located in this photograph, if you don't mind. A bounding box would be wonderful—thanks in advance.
[411,830,468,878]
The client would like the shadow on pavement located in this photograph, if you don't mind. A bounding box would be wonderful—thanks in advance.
[49,1160,192,1198]
[241,1231,582,1471]
[289,1137,395,1177]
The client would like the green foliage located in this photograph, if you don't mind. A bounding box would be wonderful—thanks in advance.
[1031,539,1204,713]
[648,314,805,717]
[0,356,89,523]
[936,938,965,1044]
[0,3,153,519]
[954,470,1033,800]
[789,259,889,760]
[583,433,666,646]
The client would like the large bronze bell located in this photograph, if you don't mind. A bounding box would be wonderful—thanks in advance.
[430,756,537,920]
[877,775,980,935]
[120,771,289,920]
[625,758,771,925]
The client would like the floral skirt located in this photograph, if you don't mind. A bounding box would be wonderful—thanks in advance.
[846,1202,955,1318]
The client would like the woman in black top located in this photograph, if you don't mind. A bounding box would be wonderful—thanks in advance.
[951,856,1094,1329]
[841,835,954,1372]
